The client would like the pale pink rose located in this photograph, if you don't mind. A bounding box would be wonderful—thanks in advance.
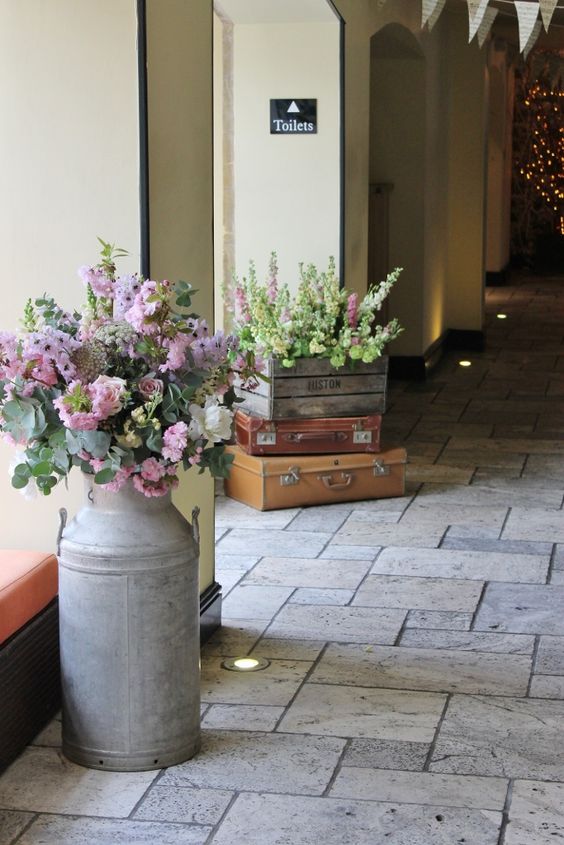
[91,375,128,418]
[138,376,164,400]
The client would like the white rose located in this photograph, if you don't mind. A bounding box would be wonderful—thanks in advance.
[188,399,233,443]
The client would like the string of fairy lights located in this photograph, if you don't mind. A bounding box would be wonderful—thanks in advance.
[518,78,564,235]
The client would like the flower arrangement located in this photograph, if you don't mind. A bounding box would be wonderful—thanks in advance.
[232,254,403,369]
[0,240,257,498]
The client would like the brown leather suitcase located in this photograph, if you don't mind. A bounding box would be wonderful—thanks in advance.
[224,445,407,511]
[234,410,382,456]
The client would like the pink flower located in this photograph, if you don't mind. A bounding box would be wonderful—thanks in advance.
[140,457,167,482]
[138,376,164,399]
[160,334,191,373]
[53,400,100,431]
[78,265,114,298]
[90,375,127,418]
[132,471,178,498]
[104,465,135,492]
[347,293,359,329]
[162,421,188,462]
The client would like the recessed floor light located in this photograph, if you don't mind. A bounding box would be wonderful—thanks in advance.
[458,360,472,367]
[497,313,508,319]
[222,656,270,672]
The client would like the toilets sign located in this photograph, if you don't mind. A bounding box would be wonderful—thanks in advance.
[270,99,317,134]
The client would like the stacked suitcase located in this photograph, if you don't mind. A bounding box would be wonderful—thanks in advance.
[225,357,407,511]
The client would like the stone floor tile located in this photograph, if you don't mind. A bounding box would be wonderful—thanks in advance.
[536,636,564,674]
[529,675,564,699]
[503,507,564,543]
[159,730,344,795]
[215,497,299,529]
[353,574,483,612]
[285,506,352,533]
[266,604,405,644]
[550,570,564,585]
[430,695,564,779]
[278,683,446,741]
[405,610,473,630]
[399,629,535,654]
[319,543,380,560]
[0,810,34,845]
[209,792,502,845]
[442,524,502,540]
[330,768,508,811]
[441,536,554,556]
[215,553,260,571]
[220,584,293,620]
[417,480,562,509]
[331,522,445,549]
[17,816,210,845]
[437,449,526,469]
[401,502,509,532]
[243,556,370,589]
[133,785,232,825]
[201,619,268,658]
[504,780,564,845]
[0,747,158,816]
[248,637,325,661]
[341,738,429,771]
[217,568,246,595]
[289,587,355,605]
[200,657,312,706]
[406,465,474,484]
[310,643,531,696]
[202,704,284,731]
[474,583,564,635]
[348,496,414,512]
[216,528,332,558]
[371,547,548,583]
[215,527,228,542]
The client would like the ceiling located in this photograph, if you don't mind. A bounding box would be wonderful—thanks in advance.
[215,0,339,24]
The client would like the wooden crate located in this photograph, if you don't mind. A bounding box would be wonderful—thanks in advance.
[237,356,388,420]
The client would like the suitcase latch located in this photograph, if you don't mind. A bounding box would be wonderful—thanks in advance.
[280,466,300,486]
[257,431,277,446]
[373,460,390,476]
[353,430,373,444]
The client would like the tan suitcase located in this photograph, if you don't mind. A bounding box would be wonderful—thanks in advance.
[224,445,407,511]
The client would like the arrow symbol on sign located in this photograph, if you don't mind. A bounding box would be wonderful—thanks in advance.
[287,101,300,113]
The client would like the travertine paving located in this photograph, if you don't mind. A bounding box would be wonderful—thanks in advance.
[2,273,564,843]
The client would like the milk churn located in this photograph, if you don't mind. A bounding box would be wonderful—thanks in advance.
[57,476,201,771]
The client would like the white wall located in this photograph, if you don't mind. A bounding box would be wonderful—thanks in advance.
[486,43,513,274]
[232,21,340,290]
[0,0,139,551]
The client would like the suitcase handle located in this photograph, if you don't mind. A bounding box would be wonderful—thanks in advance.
[284,431,347,443]
[318,472,353,490]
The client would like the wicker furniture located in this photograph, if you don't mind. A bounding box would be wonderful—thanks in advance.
[0,551,60,772]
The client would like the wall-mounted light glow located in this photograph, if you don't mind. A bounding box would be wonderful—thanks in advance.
[458,360,472,367]
[222,656,270,672]
[496,313,508,320]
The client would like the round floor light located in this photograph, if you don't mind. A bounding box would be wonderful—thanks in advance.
[497,313,508,319]
[221,656,270,672]
[458,360,472,367]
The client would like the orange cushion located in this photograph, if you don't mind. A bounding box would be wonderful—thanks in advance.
[0,550,58,645]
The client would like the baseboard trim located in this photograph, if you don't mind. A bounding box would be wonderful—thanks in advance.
[485,266,509,287]
[390,328,485,381]
[200,581,222,644]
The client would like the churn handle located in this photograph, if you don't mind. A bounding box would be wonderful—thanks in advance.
[56,508,68,557]
[191,506,201,549]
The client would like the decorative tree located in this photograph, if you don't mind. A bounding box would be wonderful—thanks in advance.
[511,59,564,264]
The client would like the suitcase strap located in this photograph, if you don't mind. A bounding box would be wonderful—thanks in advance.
[283,431,348,444]
[278,459,391,488]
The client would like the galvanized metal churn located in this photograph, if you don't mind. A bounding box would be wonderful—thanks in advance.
[56,475,201,771]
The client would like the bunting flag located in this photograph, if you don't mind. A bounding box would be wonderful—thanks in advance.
[539,0,559,30]
[524,18,543,58]
[422,0,443,28]
[477,6,499,47]
[468,0,490,41]
[515,1,540,52]
[467,0,487,18]
[427,0,447,31]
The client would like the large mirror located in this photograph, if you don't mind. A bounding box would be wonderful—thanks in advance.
[213,0,343,328]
